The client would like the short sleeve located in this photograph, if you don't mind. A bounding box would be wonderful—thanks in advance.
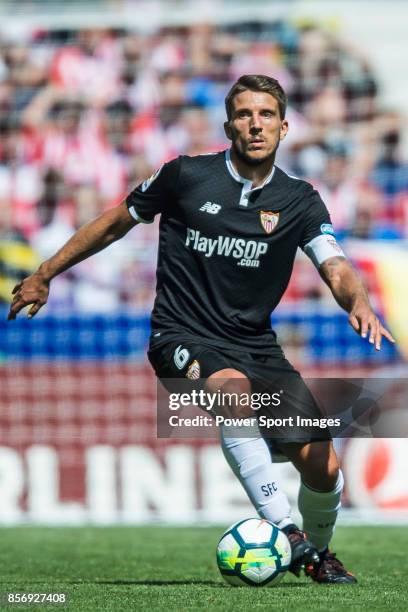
[299,189,332,250]
[299,188,346,267]
[126,157,181,223]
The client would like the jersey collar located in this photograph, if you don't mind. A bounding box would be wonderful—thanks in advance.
[225,149,275,207]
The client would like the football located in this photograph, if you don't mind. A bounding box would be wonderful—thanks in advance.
[216,518,292,587]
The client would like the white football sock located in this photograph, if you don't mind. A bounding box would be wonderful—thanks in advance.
[220,426,293,528]
[298,469,344,551]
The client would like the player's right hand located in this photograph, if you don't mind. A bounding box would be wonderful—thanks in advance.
[8,272,50,320]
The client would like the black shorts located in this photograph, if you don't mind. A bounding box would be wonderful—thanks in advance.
[148,336,332,444]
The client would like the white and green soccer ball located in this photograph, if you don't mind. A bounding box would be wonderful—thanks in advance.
[216,518,292,587]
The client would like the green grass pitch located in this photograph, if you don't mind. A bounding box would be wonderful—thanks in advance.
[0,526,406,611]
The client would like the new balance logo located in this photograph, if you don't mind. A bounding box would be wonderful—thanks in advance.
[199,202,221,214]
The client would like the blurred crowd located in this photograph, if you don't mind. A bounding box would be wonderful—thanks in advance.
[1,21,408,310]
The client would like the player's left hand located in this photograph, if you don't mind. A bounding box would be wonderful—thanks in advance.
[348,301,395,350]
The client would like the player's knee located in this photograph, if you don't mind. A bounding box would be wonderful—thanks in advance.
[206,369,252,417]
[206,368,251,394]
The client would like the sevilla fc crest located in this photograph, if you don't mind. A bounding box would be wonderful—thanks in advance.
[186,360,201,380]
[260,211,279,234]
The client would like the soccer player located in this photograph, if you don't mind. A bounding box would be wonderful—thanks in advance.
[8,75,395,584]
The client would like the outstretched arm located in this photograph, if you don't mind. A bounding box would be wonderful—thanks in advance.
[8,201,137,320]
[319,256,395,350]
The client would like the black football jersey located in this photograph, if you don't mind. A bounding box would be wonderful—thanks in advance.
[126,150,331,353]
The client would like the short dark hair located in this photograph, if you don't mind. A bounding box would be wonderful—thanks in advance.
[225,74,287,121]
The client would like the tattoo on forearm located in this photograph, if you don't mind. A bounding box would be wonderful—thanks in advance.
[320,257,369,312]
[321,256,346,282]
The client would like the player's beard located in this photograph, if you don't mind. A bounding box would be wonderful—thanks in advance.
[232,143,277,167]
